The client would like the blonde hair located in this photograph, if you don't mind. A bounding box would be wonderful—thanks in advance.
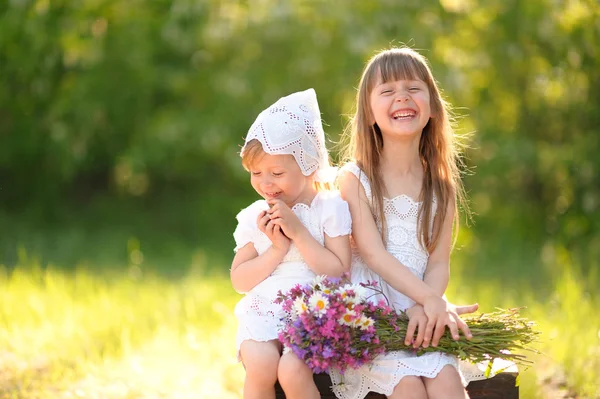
[241,139,333,192]
[340,47,469,252]
[240,139,266,171]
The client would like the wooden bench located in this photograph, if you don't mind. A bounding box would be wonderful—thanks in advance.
[275,371,518,398]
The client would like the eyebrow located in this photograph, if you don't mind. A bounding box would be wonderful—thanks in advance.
[374,82,393,89]
[375,79,425,89]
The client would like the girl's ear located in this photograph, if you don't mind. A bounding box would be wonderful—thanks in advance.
[368,110,376,125]
[430,99,441,119]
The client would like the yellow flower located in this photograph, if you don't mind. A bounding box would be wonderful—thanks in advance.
[340,309,356,326]
[308,293,329,315]
[358,315,374,330]
[293,297,308,315]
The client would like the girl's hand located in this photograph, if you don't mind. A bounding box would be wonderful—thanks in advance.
[257,210,290,254]
[422,295,472,348]
[405,304,428,348]
[450,302,479,316]
[266,199,306,240]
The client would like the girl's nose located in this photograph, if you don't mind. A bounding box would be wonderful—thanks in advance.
[395,93,410,102]
[260,177,273,188]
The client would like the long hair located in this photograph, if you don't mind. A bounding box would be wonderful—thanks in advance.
[340,47,469,252]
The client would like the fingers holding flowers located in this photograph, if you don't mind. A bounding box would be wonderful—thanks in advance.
[422,295,464,347]
[405,304,428,348]
[452,303,479,316]
[278,276,540,374]
[432,314,459,347]
[451,310,473,340]
[446,301,476,340]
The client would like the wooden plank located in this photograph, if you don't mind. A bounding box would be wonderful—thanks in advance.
[466,373,519,399]
[275,372,518,399]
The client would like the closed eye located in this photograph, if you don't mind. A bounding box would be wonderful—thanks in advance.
[273,172,284,177]
[251,171,261,176]
[381,89,393,94]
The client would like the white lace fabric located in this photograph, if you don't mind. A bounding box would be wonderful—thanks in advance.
[329,163,496,399]
[233,191,352,359]
[242,88,335,182]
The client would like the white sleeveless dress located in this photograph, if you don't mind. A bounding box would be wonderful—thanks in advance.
[329,164,496,399]
[232,190,352,358]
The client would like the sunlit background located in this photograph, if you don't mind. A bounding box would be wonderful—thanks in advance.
[1,0,599,398]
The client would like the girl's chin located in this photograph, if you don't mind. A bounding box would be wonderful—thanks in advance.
[263,195,288,204]
[382,129,423,139]
[383,120,428,133]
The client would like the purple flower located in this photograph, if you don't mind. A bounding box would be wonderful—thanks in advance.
[278,275,394,374]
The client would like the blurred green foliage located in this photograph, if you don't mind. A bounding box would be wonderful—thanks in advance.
[1,0,599,288]
[1,2,599,395]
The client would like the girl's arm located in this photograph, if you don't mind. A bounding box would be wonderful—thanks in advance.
[406,198,476,346]
[294,231,351,276]
[230,244,286,293]
[339,171,467,346]
[230,211,290,293]
[422,198,455,295]
[339,171,439,304]
[423,198,479,318]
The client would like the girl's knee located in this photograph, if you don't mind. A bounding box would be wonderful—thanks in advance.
[397,376,425,389]
[245,357,279,386]
[390,376,427,399]
[425,365,468,399]
[434,365,462,384]
[277,353,312,386]
[240,341,281,383]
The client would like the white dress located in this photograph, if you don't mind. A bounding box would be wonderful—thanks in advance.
[330,164,493,399]
[233,190,352,358]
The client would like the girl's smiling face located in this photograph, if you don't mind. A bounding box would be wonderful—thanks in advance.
[369,77,431,138]
[248,153,315,207]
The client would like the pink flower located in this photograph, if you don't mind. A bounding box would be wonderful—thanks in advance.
[277,274,394,374]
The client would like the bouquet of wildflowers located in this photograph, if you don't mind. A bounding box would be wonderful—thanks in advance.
[276,275,540,375]
[275,275,386,373]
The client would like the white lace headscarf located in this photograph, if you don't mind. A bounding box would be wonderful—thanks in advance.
[242,88,337,183]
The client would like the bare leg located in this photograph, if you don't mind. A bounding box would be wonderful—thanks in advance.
[240,340,282,399]
[387,376,427,399]
[424,365,469,399]
[277,351,320,399]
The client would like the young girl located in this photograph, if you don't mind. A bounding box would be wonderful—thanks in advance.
[329,48,478,399]
[231,88,352,399]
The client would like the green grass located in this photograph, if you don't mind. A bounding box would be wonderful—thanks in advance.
[0,256,245,399]
[525,268,600,398]
[448,266,600,398]
[1,254,598,398]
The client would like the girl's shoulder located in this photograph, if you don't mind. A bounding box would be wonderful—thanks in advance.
[235,199,269,225]
[339,162,363,176]
[312,189,344,205]
[312,189,355,213]
[312,191,352,237]
[232,199,269,252]
[337,162,372,199]
[338,162,368,185]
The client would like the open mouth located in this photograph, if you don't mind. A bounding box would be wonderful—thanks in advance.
[391,110,417,120]
[264,191,282,199]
